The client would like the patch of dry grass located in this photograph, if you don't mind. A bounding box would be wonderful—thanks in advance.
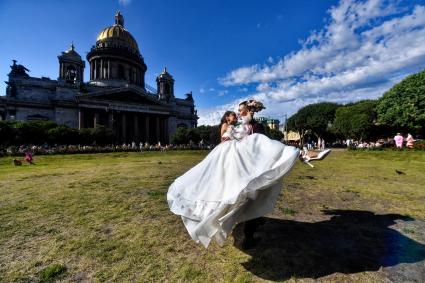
[0,150,424,282]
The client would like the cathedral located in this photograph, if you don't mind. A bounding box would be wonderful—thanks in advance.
[0,12,198,144]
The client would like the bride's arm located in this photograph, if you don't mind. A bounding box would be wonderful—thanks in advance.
[220,123,228,137]
[220,123,231,143]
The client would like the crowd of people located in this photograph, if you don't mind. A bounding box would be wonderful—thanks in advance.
[1,142,212,157]
[2,132,421,159]
[344,133,419,149]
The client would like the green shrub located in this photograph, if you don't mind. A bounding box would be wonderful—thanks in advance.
[47,125,79,145]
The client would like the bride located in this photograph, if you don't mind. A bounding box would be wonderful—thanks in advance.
[167,100,309,248]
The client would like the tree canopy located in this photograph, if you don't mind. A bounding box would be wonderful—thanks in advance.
[287,102,339,142]
[332,100,378,141]
[376,69,425,134]
[265,126,284,141]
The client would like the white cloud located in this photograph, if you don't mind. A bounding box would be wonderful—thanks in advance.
[267,56,274,64]
[119,0,132,6]
[199,87,205,93]
[217,90,229,96]
[200,0,425,125]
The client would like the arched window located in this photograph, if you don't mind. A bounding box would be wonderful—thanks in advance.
[66,65,77,83]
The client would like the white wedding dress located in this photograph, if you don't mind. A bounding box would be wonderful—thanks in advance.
[167,118,300,248]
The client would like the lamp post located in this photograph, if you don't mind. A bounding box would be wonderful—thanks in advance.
[283,114,288,142]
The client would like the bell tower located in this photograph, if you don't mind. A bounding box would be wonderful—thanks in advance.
[156,68,175,102]
[58,43,85,84]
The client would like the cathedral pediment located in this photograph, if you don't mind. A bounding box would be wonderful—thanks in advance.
[77,87,163,106]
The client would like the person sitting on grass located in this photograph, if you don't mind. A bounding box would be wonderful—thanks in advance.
[24,152,35,165]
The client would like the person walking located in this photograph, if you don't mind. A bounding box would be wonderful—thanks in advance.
[406,133,415,149]
[394,133,404,149]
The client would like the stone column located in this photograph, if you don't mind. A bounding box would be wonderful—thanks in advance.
[134,114,139,142]
[108,110,114,132]
[100,59,103,79]
[94,112,100,128]
[108,60,111,79]
[78,109,84,129]
[122,112,127,143]
[79,66,83,82]
[145,116,150,143]
[156,117,160,144]
[164,118,169,144]
[94,60,97,80]
[91,61,94,80]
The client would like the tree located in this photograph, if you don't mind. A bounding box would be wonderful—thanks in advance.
[208,125,221,145]
[0,121,16,145]
[265,126,284,141]
[376,69,425,135]
[171,128,191,145]
[196,125,214,144]
[287,102,340,144]
[332,100,378,141]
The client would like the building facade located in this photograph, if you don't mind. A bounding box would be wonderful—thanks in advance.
[255,117,280,130]
[0,12,198,144]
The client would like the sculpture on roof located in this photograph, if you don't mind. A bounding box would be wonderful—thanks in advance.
[9,60,30,77]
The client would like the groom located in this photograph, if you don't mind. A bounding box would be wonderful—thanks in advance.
[238,101,265,135]
[238,101,266,249]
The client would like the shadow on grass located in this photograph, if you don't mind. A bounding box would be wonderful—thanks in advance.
[234,210,425,281]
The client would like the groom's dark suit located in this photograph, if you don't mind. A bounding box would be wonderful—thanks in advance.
[250,119,265,135]
[243,119,266,248]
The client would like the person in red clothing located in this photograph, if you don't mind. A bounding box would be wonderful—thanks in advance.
[24,152,35,165]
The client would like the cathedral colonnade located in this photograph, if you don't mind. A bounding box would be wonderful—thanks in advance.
[89,58,144,85]
[78,108,169,144]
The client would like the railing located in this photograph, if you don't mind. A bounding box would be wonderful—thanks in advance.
[145,83,157,94]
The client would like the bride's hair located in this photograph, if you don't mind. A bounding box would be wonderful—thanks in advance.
[220,111,236,125]
[239,99,266,114]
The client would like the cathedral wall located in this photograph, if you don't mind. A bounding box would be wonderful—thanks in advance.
[174,103,192,115]
[55,86,79,101]
[13,78,56,102]
[167,116,177,137]
[174,118,195,129]
[14,107,55,121]
[54,107,79,128]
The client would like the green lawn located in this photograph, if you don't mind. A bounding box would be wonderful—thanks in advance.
[0,150,424,282]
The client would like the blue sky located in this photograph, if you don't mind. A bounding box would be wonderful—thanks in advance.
[1,0,425,125]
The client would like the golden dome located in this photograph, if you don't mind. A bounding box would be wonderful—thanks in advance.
[96,12,139,53]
